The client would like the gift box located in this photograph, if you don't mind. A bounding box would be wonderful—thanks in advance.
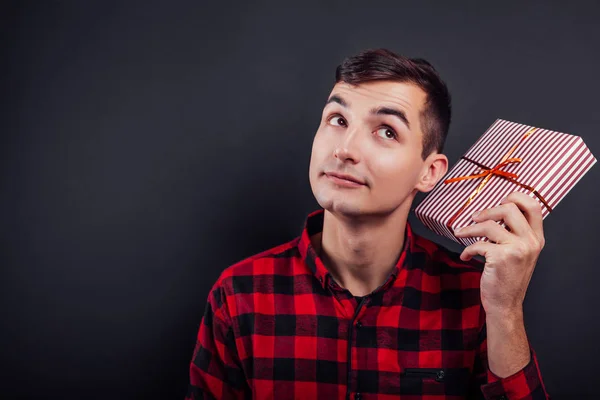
[414,119,597,246]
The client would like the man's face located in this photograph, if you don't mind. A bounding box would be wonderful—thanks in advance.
[309,80,440,217]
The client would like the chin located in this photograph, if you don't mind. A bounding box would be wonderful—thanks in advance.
[330,202,365,216]
[315,188,407,220]
[313,190,366,217]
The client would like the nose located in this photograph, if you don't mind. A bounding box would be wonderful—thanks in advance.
[333,128,361,163]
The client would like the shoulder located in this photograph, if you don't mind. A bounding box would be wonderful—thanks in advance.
[212,236,302,295]
[410,232,485,325]
[411,231,484,276]
[203,236,302,322]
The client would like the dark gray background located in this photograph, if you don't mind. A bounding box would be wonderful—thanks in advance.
[1,1,598,399]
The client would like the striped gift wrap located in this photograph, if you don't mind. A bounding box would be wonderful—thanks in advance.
[414,119,596,246]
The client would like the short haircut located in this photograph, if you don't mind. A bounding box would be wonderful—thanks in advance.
[335,48,452,160]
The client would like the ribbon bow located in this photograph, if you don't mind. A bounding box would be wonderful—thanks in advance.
[443,127,552,233]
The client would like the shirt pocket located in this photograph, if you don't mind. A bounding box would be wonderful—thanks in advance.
[401,367,471,396]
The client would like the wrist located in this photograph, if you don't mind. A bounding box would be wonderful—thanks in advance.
[485,306,530,379]
[486,306,524,325]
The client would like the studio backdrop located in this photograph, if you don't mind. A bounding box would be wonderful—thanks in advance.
[1,1,599,399]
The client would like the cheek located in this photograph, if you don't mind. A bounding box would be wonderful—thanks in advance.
[370,153,417,186]
[309,131,328,172]
[371,152,402,174]
[311,130,330,159]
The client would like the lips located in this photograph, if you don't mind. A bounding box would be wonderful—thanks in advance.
[325,172,366,185]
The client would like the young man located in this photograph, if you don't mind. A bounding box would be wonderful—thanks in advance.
[185,49,550,399]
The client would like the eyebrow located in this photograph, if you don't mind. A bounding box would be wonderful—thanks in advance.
[325,94,348,108]
[325,94,411,130]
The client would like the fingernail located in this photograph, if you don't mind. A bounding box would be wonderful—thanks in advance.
[472,211,480,219]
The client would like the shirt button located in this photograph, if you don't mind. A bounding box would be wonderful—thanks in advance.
[497,396,508,400]
[356,321,362,328]
[354,392,361,400]
[436,370,445,381]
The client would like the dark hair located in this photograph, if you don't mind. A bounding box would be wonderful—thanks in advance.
[335,48,451,160]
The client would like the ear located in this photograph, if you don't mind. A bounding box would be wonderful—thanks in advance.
[415,153,448,193]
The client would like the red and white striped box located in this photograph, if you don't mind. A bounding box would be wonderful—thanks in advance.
[414,119,597,246]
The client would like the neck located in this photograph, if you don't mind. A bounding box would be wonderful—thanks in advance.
[314,203,411,297]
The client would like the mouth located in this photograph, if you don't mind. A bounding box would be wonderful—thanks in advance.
[324,172,366,187]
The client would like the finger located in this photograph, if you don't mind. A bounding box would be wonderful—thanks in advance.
[500,192,545,243]
[455,220,513,244]
[460,241,495,262]
[473,200,530,238]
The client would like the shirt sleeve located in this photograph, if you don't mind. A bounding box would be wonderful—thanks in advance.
[185,284,249,400]
[469,323,551,400]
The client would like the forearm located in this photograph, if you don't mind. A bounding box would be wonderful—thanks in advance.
[485,308,531,378]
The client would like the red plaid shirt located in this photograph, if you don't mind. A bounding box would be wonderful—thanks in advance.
[186,209,550,399]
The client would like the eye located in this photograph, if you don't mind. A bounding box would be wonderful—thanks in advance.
[375,126,397,140]
[327,114,347,127]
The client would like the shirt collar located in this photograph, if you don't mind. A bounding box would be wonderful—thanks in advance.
[297,208,414,290]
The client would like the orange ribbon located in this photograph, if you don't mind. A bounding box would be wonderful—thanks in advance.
[443,127,553,233]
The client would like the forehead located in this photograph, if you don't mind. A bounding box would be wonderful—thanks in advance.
[327,80,427,115]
